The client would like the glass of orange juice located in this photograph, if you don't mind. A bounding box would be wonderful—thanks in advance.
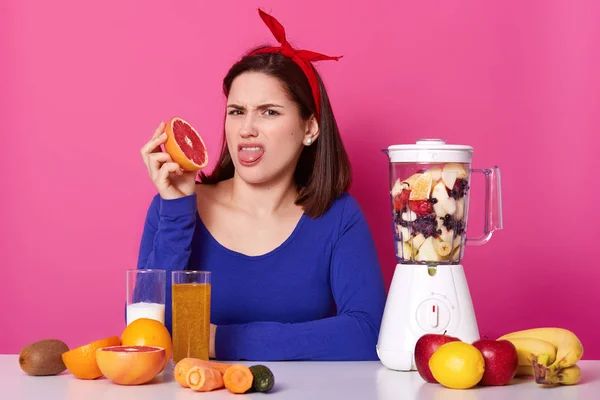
[172,270,211,363]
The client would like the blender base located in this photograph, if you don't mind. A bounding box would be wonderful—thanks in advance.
[376,263,480,371]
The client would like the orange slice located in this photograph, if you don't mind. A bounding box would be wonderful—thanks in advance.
[409,172,433,200]
[402,173,422,189]
[62,336,121,380]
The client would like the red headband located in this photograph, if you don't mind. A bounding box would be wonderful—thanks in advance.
[249,9,342,120]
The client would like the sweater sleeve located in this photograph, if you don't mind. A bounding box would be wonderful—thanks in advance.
[135,193,198,332]
[215,196,387,361]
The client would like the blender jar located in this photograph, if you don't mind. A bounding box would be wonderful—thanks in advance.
[384,139,503,264]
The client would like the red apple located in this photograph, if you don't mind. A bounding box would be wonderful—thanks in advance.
[414,333,461,383]
[472,339,519,386]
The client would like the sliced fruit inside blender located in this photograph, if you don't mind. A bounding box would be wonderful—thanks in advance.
[409,172,433,200]
[391,163,469,263]
[402,173,421,189]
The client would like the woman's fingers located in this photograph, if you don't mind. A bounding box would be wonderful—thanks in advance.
[157,162,183,184]
[140,121,190,199]
[140,132,167,158]
[140,122,167,161]
[152,121,166,139]
[147,152,173,179]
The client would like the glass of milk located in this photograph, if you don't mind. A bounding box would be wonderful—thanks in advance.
[126,269,166,325]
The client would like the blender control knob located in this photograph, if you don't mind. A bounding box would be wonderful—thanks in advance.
[416,298,451,332]
[429,303,439,327]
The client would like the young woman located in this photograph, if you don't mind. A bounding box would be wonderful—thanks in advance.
[137,9,386,361]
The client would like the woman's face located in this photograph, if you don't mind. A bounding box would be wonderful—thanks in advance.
[225,71,318,186]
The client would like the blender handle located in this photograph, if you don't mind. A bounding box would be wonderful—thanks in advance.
[466,166,503,246]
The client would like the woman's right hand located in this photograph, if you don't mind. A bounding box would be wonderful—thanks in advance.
[140,122,197,200]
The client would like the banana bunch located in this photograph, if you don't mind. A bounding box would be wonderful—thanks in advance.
[498,327,584,385]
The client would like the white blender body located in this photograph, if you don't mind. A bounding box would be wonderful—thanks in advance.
[376,139,503,371]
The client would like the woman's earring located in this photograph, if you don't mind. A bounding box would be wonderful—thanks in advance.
[306,138,312,145]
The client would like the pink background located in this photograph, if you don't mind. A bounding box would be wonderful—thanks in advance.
[2,0,599,359]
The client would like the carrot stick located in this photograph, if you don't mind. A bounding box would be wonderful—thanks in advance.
[223,364,254,394]
[186,366,224,392]
[174,358,232,387]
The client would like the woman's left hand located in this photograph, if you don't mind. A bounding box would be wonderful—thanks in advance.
[210,324,217,359]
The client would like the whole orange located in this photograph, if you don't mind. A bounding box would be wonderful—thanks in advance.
[121,318,172,371]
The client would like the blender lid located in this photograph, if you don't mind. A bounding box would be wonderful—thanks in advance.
[386,139,473,163]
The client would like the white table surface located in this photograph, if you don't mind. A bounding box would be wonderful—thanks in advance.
[2,355,599,399]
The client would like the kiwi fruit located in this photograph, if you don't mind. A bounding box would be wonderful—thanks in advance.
[19,339,69,376]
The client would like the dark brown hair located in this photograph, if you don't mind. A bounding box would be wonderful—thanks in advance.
[199,48,351,219]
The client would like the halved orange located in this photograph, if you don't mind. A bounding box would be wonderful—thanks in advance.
[164,117,209,172]
[409,172,433,200]
[61,336,121,379]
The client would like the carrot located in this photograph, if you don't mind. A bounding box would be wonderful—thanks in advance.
[174,358,233,387]
[174,358,200,387]
[223,364,254,394]
[186,366,224,392]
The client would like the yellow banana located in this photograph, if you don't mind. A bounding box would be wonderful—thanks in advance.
[511,364,581,386]
[538,364,581,386]
[555,364,581,385]
[498,328,584,371]
[503,337,557,367]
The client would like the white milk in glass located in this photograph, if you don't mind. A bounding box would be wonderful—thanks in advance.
[127,302,165,325]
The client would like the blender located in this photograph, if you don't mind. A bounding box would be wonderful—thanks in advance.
[376,139,503,371]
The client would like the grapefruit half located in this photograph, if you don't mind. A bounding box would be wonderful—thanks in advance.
[120,318,172,372]
[164,117,209,171]
[96,345,166,385]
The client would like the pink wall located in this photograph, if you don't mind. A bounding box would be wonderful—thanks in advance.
[2,0,599,359]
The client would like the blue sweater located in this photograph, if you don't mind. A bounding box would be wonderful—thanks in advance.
[137,191,386,361]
